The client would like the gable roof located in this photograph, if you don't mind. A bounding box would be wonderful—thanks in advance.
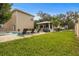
[12,9,34,17]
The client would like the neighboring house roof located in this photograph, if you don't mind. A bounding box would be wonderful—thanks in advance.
[37,21,51,24]
[12,9,34,17]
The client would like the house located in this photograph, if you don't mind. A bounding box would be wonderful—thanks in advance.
[3,9,34,32]
[37,21,54,32]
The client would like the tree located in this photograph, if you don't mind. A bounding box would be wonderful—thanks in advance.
[57,14,66,27]
[37,11,52,22]
[66,11,79,29]
[0,3,12,24]
[51,16,60,27]
[34,20,39,29]
[68,20,74,29]
[37,11,79,30]
[73,11,79,23]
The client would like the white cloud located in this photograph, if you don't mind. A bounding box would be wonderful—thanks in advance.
[34,15,41,20]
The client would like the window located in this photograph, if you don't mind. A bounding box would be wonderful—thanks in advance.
[13,25,16,31]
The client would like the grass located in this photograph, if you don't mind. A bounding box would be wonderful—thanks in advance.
[0,30,79,56]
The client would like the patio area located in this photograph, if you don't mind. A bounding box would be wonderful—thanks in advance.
[37,21,54,32]
[0,32,46,42]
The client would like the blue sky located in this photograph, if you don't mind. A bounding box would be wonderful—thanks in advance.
[12,3,79,20]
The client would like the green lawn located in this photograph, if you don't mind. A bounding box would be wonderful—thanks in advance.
[0,31,79,56]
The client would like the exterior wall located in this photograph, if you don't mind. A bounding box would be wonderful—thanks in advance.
[15,11,34,32]
[75,18,79,37]
[3,10,34,32]
[3,11,16,32]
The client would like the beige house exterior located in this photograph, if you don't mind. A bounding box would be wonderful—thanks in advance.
[3,9,34,32]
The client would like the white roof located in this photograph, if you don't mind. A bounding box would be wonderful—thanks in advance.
[37,21,51,24]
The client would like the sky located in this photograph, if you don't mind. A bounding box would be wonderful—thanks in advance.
[12,3,79,20]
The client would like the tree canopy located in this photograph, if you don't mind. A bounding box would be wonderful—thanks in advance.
[0,3,12,24]
[37,11,52,22]
[36,11,79,29]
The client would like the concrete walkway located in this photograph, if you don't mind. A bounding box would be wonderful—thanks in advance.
[0,32,46,42]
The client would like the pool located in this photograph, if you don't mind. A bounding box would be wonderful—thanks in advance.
[0,32,18,36]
